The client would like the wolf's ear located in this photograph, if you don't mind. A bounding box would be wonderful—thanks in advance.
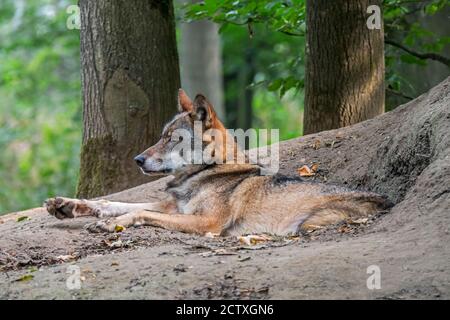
[178,89,193,112]
[191,94,216,128]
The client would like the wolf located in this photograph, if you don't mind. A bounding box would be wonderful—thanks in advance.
[45,89,391,236]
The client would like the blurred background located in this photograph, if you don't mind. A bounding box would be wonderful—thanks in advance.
[0,0,448,213]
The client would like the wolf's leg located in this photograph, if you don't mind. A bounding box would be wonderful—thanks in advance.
[298,192,391,232]
[298,208,348,231]
[45,197,171,219]
[85,210,222,235]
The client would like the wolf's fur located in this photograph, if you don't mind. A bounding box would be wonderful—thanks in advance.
[45,90,392,235]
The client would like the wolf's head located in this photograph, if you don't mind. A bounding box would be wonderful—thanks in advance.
[134,89,235,174]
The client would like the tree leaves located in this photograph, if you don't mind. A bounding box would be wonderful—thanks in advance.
[0,0,81,214]
[184,0,306,38]
[384,0,449,99]
[267,76,303,98]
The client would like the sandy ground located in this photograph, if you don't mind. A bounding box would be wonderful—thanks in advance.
[0,77,449,299]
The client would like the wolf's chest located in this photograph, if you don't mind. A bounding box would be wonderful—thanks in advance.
[168,183,216,215]
[167,184,198,214]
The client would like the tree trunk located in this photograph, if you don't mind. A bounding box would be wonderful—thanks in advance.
[179,0,225,120]
[77,0,180,198]
[304,0,384,134]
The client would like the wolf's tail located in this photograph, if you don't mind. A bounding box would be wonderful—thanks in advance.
[344,192,394,215]
[298,191,393,232]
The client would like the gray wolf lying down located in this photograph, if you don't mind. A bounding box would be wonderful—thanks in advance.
[45,90,391,236]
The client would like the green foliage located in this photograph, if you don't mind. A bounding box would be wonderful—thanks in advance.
[185,0,450,102]
[219,23,304,138]
[383,0,450,100]
[182,1,306,138]
[185,0,306,36]
[253,88,303,141]
[0,0,81,213]
[185,0,306,100]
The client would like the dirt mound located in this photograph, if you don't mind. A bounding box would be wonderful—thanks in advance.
[1,77,449,299]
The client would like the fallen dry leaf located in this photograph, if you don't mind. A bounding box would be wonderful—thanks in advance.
[286,235,301,241]
[238,234,273,246]
[297,164,319,177]
[80,268,95,280]
[14,274,34,282]
[255,286,270,293]
[56,254,76,262]
[109,239,123,248]
[298,165,313,176]
[312,140,321,150]
[204,232,220,238]
[114,225,125,232]
[303,224,325,232]
[338,226,351,233]
[349,218,369,225]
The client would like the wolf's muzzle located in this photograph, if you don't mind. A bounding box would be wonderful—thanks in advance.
[134,155,146,167]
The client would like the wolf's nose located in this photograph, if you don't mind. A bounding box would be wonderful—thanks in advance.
[134,155,146,167]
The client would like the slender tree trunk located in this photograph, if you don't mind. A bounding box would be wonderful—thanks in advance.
[179,0,225,120]
[77,0,180,198]
[304,0,384,134]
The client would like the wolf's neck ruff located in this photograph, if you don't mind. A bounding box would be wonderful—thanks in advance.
[167,163,262,190]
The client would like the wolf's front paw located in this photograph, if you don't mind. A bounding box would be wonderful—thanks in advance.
[44,197,95,219]
[45,197,76,219]
[84,219,118,233]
